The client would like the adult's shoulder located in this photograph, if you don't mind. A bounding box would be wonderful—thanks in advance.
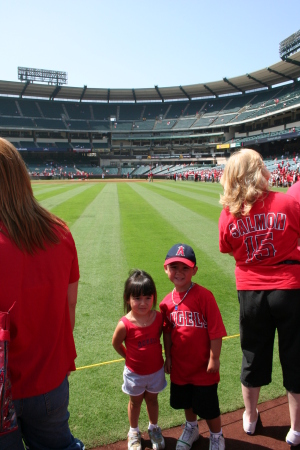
[55,222,76,244]
[287,181,300,202]
[218,207,231,225]
[219,206,230,217]
[267,189,297,206]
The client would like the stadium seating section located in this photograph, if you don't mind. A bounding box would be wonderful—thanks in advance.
[0,81,299,135]
[0,78,300,172]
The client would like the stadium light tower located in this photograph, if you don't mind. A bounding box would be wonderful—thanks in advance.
[279,29,300,59]
[18,67,68,85]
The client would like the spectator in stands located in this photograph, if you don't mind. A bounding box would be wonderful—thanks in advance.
[218,149,300,446]
[0,139,84,450]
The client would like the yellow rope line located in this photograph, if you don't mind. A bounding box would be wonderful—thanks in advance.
[76,358,124,370]
[75,333,240,371]
[223,333,240,340]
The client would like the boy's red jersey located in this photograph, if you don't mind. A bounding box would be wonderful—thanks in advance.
[160,283,226,386]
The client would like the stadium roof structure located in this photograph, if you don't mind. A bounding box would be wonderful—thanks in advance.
[1,52,300,103]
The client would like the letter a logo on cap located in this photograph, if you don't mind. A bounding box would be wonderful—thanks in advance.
[164,243,196,268]
[176,246,185,256]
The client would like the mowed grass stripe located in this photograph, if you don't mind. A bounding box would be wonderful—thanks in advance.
[39,183,95,210]
[70,183,128,365]
[143,183,221,222]
[32,182,75,197]
[117,183,197,299]
[50,183,106,227]
[166,180,223,196]
[150,181,222,209]
[68,183,131,447]
[128,183,231,273]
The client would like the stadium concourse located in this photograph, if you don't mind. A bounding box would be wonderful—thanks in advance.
[92,397,299,450]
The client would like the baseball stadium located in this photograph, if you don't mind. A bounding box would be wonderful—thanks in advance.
[1,27,300,450]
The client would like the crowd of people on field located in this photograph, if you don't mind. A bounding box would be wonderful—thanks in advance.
[27,165,90,179]
[167,152,300,188]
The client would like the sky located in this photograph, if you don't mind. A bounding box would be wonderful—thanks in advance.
[1,0,300,90]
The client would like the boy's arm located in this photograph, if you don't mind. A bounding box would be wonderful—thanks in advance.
[207,337,222,373]
[163,331,172,374]
[112,321,127,359]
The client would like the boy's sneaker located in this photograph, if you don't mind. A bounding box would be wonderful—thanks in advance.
[176,422,199,450]
[128,431,142,450]
[209,434,225,450]
[286,428,300,446]
[148,426,165,450]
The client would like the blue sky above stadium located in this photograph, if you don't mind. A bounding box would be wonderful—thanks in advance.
[2,0,300,90]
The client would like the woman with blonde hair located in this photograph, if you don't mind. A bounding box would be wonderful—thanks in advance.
[0,139,84,450]
[219,148,300,446]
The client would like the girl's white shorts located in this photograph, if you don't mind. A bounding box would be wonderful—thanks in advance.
[122,365,167,396]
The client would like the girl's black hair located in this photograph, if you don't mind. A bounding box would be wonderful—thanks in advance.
[123,269,157,313]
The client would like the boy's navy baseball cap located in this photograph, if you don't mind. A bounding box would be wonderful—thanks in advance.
[164,243,196,268]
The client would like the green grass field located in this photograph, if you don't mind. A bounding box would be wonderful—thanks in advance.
[32,179,287,449]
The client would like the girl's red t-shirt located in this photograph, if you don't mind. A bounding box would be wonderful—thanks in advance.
[121,311,164,375]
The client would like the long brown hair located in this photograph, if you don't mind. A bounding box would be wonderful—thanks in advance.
[0,138,67,254]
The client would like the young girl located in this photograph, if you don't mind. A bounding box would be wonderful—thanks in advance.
[112,269,167,450]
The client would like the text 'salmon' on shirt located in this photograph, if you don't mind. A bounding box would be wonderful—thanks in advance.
[219,191,300,290]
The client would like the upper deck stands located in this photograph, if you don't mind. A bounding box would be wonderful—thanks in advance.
[38,100,65,118]
[118,104,143,121]
[0,80,299,138]
[191,116,217,128]
[0,116,34,128]
[89,120,111,131]
[132,120,155,131]
[92,103,117,120]
[185,100,206,116]
[0,97,20,116]
[154,119,177,131]
[143,103,169,119]
[34,118,67,130]
[64,102,91,120]
[165,101,188,118]
[173,117,197,129]
[18,99,41,117]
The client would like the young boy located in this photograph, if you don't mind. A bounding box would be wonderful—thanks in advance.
[159,243,227,450]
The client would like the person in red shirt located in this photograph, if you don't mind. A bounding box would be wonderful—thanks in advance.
[112,270,166,450]
[219,149,300,446]
[160,244,226,450]
[0,139,84,450]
